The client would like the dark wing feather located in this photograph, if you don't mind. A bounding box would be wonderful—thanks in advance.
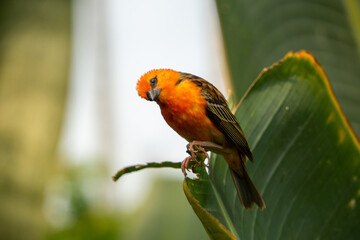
[180,72,253,161]
[206,97,253,161]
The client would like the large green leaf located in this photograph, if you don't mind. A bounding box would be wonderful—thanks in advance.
[216,0,360,136]
[184,51,360,239]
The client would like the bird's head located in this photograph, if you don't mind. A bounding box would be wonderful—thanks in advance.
[137,69,180,102]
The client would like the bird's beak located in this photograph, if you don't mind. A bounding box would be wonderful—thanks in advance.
[146,88,161,101]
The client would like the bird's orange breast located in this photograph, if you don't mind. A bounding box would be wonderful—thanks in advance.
[158,80,225,144]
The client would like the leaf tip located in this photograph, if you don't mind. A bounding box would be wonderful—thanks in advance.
[285,50,327,81]
[284,50,360,148]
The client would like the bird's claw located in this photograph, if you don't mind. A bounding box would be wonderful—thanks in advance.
[181,142,210,176]
[187,143,210,159]
[181,156,192,176]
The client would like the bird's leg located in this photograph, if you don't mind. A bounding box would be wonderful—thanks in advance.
[181,141,224,176]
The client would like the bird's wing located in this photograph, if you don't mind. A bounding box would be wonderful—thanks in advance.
[181,73,253,161]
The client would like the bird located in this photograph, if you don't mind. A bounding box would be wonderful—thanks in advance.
[136,69,265,210]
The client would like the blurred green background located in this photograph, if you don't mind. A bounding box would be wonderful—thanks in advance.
[0,0,209,239]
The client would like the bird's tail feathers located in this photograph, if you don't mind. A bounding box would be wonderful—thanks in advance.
[229,163,265,210]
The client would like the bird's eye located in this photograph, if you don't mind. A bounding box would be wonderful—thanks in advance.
[150,77,157,87]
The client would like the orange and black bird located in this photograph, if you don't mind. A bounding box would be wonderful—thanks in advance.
[137,69,265,209]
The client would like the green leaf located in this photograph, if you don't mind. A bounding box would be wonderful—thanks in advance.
[184,51,360,239]
[184,164,237,240]
[216,0,360,136]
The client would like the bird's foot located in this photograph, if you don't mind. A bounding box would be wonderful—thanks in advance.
[187,142,210,160]
[181,142,211,176]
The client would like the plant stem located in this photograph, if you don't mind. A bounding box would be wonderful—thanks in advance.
[112,161,181,181]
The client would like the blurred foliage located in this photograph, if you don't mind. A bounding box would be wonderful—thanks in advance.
[45,163,122,240]
[0,1,209,239]
[126,175,207,240]
[216,0,360,136]
[0,0,70,239]
[46,162,207,240]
